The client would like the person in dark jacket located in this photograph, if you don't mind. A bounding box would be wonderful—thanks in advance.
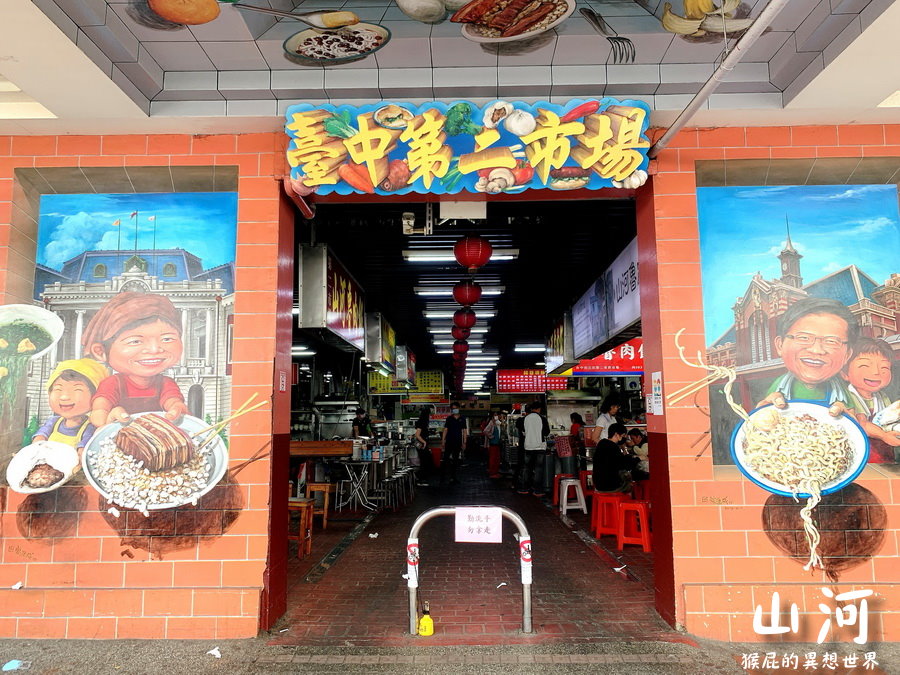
[592,422,638,492]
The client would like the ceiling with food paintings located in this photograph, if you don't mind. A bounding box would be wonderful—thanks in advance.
[1,0,898,131]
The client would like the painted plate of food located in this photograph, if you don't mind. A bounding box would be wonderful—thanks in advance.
[82,413,228,512]
[730,401,869,498]
[6,440,80,494]
[283,23,391,64]
[452,0,575,43]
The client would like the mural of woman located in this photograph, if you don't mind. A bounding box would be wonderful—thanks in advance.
[80,292,189,427]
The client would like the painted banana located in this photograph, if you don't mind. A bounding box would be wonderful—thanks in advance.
[700,12,755,33]
[662,2,704,35]
[713,0,741,17]
[683,0,715,20]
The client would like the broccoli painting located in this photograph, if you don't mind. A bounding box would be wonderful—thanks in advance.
[444,103,482,136]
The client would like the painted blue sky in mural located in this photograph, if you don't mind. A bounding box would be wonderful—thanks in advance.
[698,184,900,342]
[37,192,238,270]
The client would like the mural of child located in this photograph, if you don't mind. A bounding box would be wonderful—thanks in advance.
[32,358,108,452]
[757,297,857,415]
[80,292,189,427]
[841,337,900,462]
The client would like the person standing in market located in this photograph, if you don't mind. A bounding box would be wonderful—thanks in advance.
[596,395,621,440]
[441,403,467,485]
[483,410,502,479]
[352,407,373,438]
[413,406,435,485]
[518,402,550,496]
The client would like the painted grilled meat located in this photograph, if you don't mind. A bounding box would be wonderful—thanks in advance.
[116,413,195,472]
[451,0,558,36]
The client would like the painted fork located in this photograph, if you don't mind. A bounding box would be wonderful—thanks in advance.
[579,8,636,64]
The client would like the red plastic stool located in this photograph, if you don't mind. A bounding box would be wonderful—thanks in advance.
[591,492,631,538]
[617,500,652,552]
[552,473,575,506]
[579,470,592,493]
[632,479,650,501]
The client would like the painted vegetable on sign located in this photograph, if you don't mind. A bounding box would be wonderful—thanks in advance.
[284,98,652,196]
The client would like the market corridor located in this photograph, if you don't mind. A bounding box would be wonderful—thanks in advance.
[272,465,675,647]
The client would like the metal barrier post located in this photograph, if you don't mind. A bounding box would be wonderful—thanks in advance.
[406,505,533,635]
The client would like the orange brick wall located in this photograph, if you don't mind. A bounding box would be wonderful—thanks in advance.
[0,133,289,639]
[641,124,900,643]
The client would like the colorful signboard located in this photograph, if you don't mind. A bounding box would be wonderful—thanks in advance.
[568,338,644,375]
[299,245,365,352]
[284,98,651,196]
[496,369,569,393]
[365,312,396,375]
[368,369,444,395]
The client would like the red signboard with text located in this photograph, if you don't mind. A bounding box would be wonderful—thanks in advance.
[570,337,643,375]
[496,369,569,393]
[326,252,365,351]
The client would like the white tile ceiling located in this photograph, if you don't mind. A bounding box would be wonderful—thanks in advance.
[17,0,897,118]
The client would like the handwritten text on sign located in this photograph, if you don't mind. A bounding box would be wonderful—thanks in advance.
[455,507,503,543]
[285,99,651,196]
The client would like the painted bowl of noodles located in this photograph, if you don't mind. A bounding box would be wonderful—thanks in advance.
[730,400,869,498]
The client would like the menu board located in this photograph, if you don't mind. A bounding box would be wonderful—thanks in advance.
[604,238,640,337]
[369,369,443,395]
[572,277,608,359]
[569,337,643,375]
[496,369,569,393]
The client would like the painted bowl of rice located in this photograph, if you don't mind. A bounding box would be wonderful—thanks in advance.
[730,400,869,498]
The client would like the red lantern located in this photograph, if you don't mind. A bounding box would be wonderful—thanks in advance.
[452,280,482,306]
[451,326,471,340]
[453,340,469,354]
[453,308,477,329]
[454,235,493,271]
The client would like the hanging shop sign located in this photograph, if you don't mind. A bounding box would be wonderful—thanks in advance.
[567,338,643,376]
[545,312,578,375]
[604,238,640,338]
[298,244,365,352]
[496,369,569,393]
[368,369,444,395]
[572,277,608,360]
[395,345,417,385]
[284,98,651,196]
[365,312,396,375]
[403,393,448,405]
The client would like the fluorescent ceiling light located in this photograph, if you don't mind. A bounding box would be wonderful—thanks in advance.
[403,248,519,262]
[415,286,504,297]
[425,311,496,319]
[475,391,491,397]
[428,327,489,334]
[878,90,900,107]
[292,306,300,315]
[514,345,545,352]
[535,362,545,366]
[292,351,316,357]
[434,340,484,346]
[290,345,308,351]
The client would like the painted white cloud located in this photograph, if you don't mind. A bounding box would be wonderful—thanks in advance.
[43,212,117,268]
[806,185,889,201]
[844,216,895,235]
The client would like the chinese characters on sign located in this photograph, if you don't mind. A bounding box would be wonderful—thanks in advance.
[569,338,643,376]
[496,369,570,393]
[325,252,365,351]
[740,651,879,671]
[454,507,503,543]
[753,589,873,644]
[368,369,444,395]
[285,99,652,196]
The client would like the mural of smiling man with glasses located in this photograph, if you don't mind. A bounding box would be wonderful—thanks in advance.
[757,297,858,414]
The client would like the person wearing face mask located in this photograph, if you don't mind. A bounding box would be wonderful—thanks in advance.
[483,411,502,479]
[441,404,467,485]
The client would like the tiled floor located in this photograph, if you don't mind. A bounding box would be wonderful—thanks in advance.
[273,461,673,647]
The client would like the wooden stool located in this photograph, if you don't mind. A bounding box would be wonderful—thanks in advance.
[617,500,652,552]
[287,497,314,559]
[591,492,631,538]
[552,473,574,506]
[306,482,335,530]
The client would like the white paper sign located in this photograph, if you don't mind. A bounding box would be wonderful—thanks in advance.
[454,507,503,543]
[649,371,663,415]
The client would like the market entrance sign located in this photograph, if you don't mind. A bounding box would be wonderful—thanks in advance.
[284,99,651,196]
